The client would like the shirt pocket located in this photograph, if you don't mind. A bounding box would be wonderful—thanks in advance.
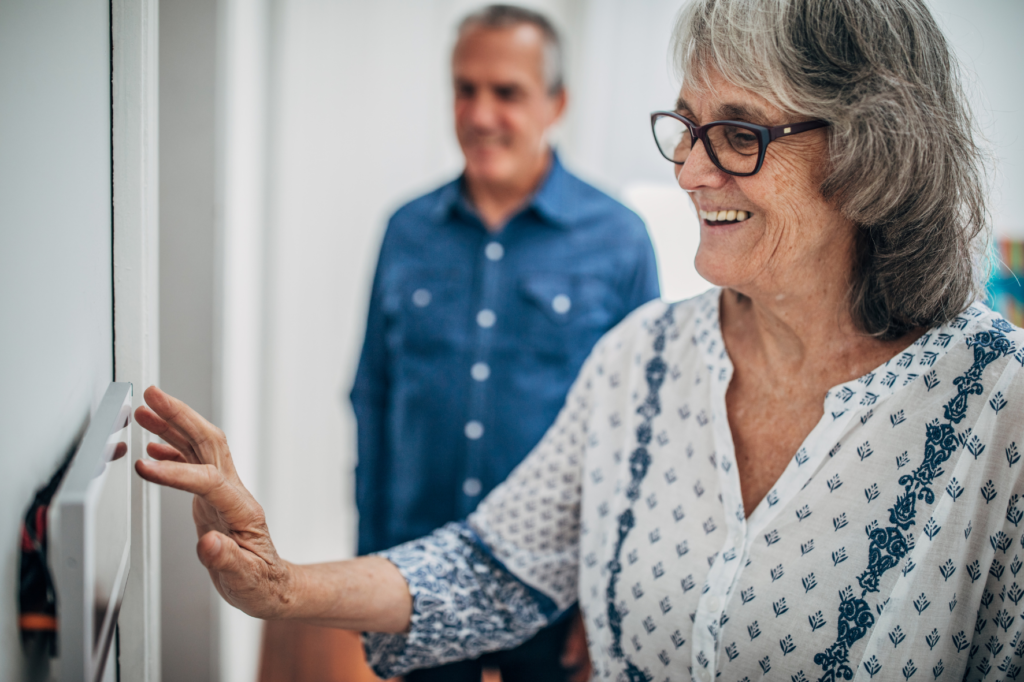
[517,272,617,358]
[384,267,466,353]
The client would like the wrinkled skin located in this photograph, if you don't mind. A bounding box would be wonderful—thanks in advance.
[134,386,296,618]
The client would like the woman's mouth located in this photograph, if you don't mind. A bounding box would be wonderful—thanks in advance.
[699,209,752,225]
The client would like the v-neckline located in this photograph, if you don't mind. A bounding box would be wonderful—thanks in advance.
[687,288,972,536]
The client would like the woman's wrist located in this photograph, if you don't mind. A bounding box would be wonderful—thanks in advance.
[258,556,412,632]
[258,557,304,621]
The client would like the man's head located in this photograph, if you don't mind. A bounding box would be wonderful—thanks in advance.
[453,5,567,192]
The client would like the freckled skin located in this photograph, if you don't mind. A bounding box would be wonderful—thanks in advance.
[675,72,923,514]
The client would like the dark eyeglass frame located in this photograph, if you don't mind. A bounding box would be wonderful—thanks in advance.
[650,111,830,177]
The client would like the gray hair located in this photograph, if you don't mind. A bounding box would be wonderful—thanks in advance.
[458,4,564,95]
[674,0,990,340]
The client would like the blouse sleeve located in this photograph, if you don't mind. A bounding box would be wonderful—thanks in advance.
[363,347,599,678]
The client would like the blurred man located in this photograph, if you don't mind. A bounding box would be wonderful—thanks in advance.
[350,5,659,681]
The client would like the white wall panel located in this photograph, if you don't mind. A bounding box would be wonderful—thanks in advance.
[0,1,113,679]
[926,0,1024,239]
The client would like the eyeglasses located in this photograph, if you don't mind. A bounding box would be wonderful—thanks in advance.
[650,111,829,177]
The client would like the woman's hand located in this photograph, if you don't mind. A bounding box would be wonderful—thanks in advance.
[134,386,295,619]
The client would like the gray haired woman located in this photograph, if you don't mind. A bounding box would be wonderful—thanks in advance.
[136,0,1024,680]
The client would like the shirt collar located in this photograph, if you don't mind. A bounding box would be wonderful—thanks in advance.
[429,151,573,230]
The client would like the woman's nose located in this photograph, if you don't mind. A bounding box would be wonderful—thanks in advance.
[676,138,728,191]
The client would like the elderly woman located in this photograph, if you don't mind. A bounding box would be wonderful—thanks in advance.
[137,0,1024,679]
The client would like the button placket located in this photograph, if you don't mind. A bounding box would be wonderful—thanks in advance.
[693,529,743,678]
[691,349,743,677]
[462,234,504,516]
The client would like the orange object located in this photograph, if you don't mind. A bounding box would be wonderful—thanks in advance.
[19,613,58,631]
[258,622,390,682]
[256,621,505,682]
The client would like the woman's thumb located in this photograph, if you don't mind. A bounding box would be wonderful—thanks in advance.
[196,530,245,574]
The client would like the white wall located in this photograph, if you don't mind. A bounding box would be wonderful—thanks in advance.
[926,0,1024,239]
[0,1,113,680]
[215,1,272,679]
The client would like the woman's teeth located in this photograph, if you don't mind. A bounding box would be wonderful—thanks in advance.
[699,209,750,223]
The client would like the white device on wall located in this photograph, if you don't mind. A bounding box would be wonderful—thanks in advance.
[48,382,133,682]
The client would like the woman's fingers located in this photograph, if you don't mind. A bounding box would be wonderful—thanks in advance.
[135,405,200,463]
[146,441,188,463]
[139,386,237,475]
[135,458,215,495]
[134,459,253,526]
[142,385,219,450]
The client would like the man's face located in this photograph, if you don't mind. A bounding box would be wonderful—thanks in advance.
[452,24,565,188]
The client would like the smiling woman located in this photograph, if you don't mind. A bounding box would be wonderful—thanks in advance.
[673,0,988,340]
[134,1,1024,681]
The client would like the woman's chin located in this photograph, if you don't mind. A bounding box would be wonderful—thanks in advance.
[693,249,750,291]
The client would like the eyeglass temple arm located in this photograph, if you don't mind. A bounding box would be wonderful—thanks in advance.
[768,120,829,141]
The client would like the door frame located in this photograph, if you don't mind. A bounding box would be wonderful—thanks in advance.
[112,0,161,679]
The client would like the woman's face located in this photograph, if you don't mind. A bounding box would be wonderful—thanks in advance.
[676,71,853,298]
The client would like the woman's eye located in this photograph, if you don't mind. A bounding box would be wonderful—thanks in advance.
[727,129,758,153]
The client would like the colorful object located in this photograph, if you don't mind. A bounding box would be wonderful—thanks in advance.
[20,446,74,656]
[989,239,1024,327]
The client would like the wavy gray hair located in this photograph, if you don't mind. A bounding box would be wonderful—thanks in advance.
[458,4,564,95]
[674,0,990,339]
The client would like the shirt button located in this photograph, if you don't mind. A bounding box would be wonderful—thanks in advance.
[699,669,711,682]
[476,309,496,328]
[412,288,431,307]
[707,597,721,611]
[462,477,482,497]
[485,242,504,261]
[551,294,571,314]
[464,420,484,440]
[471,362,491,381]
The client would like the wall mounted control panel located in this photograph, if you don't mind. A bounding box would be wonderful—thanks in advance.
[48,382,132,682]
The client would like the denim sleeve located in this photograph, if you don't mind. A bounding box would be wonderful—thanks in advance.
[362,344,604,676]
[350,225,395,555]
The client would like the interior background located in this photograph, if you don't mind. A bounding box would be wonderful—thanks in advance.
[158,1,1024,680]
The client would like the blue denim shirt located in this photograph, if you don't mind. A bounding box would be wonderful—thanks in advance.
[350,154,660,554]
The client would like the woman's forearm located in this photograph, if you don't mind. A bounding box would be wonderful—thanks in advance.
[281,555,413,632]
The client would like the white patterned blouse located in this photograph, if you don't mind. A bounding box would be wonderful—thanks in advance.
[364,289,1024,682]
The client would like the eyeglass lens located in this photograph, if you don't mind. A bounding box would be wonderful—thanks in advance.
[653,115,762,175]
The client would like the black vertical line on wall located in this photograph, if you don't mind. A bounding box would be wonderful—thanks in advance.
[109,0,116,381]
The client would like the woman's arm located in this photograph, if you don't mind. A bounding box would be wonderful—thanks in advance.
[133,385,412,632]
